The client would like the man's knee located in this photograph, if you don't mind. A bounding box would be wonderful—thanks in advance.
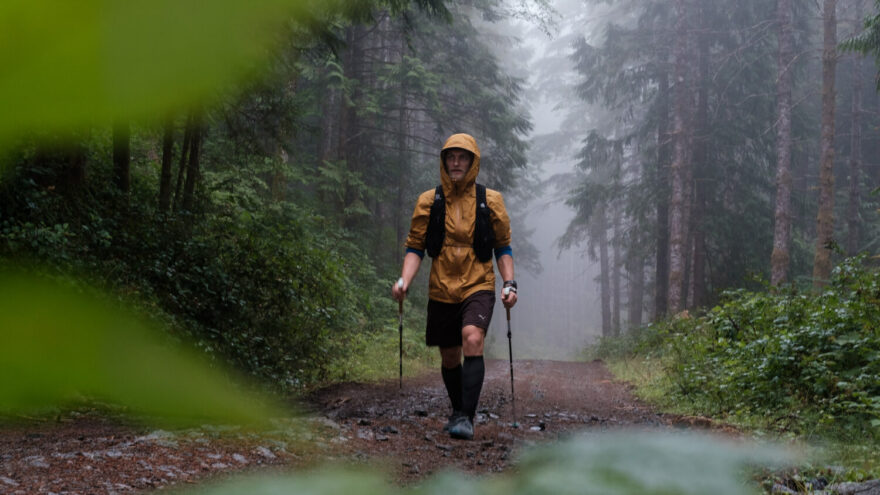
[462,326,484,356]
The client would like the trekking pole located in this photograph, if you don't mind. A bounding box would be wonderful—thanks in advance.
[504,287,519,428]
[397,278,404,390]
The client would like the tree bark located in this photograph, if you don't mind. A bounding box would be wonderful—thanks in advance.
[654,29,671,320]
[112,120,131,195]
[667,0,690,313]
[691,1,709,307]
[611,207,621,336]
[173,115,193,211]
[812,0,838,289]
[181,113,203,213]
[595,206,612,337]
[847,16,864,256]
[627,246,645,330]
[158,117,174,213]
[770,0,795,286]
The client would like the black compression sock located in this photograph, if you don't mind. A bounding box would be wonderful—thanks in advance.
[441,364,463,412]
[461,356,485,421]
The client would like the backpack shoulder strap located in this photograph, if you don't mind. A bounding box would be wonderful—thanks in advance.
[425,185,445,258]
[473,183,495,263]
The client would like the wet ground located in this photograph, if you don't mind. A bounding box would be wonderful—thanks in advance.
[309,359,672,481]
[0,359,705,493]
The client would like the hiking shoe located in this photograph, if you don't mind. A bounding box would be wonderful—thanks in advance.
[442,412,461,433]
[448,414,474,440]
[442,411,466,432]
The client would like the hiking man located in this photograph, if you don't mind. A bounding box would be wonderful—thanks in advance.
[391,133,517,440]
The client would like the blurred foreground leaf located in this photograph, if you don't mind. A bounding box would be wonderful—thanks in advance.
[183,431,792,495]
[0,272,281,424]
[0,0,301,139]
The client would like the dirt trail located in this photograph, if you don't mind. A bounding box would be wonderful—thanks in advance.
[0,359,686,493]
[309,359,671,481]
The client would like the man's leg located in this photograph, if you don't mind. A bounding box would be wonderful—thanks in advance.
[439,346,463,413]
[460,325,486,422]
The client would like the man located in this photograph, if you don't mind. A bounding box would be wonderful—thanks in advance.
[391,133,517,440]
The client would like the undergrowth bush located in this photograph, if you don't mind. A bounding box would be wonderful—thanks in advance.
[596,256,880,437]
[0,155,401,392]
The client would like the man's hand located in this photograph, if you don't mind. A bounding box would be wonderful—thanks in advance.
[392,278,407,302]
[502,286,517,309]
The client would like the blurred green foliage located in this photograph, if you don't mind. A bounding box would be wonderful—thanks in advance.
[594,256,880,439]
[0,0,299,140]
[178,431,789,495]
[0,270,280,424]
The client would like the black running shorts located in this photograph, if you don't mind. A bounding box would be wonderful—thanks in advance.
[425,290,495,348]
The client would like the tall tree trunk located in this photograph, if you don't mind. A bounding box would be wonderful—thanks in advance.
[813,0,838,289]
[847,11,864,256]
[691,1,710,307]
[396,70,408,265]
[771,0,795,286]
[667,0,690,313]
[611,207,621,336]
[627,247,645,330]
[181,113,203,213]
[173,115,193,211]
[158,117,175,213]
[112,120,131,195]
[595,207,612,337]
[654,32,671,320]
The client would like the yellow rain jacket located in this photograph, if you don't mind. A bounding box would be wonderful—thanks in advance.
[405,133,512,303]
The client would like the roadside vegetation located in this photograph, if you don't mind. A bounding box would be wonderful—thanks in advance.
[592,256,880,481]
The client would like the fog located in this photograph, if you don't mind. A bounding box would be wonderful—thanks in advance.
[483,2,606,360]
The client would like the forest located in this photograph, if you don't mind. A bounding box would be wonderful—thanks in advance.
[4,0,880,493]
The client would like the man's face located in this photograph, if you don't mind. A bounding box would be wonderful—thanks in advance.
[444,149,473,182]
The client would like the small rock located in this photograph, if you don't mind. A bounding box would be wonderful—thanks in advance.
[357,419,372,426]
[436,443,453,452]
[770,483,797,494]
[210,462,229,469]
[827,480,880,495]
[25,456,49,468]
[0,476,19,487]
[530,426,542,431]
[232,454,248,464]
[356,429,374,441]
[206,453,223,460]
[255,446,276,459]
[488,413,499,419]
[380,425,399,434]
[376,434,389,441]
[525,414,537,418]
[414,409,428,417]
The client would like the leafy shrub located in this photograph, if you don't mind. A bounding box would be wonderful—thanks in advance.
[0,156,394,392]
[600,256,880,436]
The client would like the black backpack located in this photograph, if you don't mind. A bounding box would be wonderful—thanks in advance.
[425,183,495,262]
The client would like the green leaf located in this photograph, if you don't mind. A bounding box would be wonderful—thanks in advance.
[0,271,282,425]
[0,0,302,140]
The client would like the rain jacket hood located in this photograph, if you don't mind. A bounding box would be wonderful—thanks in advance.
[440,133,481,198]
[404,133,512,303]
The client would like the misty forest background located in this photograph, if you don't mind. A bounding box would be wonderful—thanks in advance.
[5,0,880,450]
